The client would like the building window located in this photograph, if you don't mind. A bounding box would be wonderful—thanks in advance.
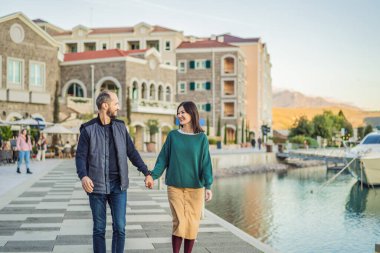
[84,42,96,51]
[149,84,156,100]
[223,56,236,74]
[29,61,45,87]
[165,41,171,51]
[223,101,235,118]
[189,60,211,69]
[128,41,140,50]
[67,83,84,97]
[222,79,235,96]
[166,86,171,101]
[102,43,107,50]
[66,43,77,53]
[178,60,186,73]
[116,42,121,49]
[7,58,23,86]
[197,103,211,112]
[147,40,160,51]
[177,82,186,94]
[189,81,211,91]
[165,61,171,65]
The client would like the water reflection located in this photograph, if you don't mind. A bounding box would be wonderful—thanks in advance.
[346,182,380,215]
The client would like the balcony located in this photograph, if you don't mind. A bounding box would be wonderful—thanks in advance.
[131,100,177,115]
[67,97,93,114]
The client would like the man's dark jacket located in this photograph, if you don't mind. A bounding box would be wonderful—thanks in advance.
[75,117,148,194]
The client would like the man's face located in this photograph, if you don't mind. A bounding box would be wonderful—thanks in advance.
[106,93,120,118]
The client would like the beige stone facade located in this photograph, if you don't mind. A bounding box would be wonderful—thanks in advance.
[60,48,177,151]
[36,21,184,67]
[0,13,61,124]
[176,44,246,143]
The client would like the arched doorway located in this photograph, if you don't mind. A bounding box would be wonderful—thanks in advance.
[95,77,122,109]
[226,126,236,144]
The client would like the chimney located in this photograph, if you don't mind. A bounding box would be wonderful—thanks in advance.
[217,36,224,43]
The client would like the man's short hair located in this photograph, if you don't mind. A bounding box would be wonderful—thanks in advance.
[96,90,113,109]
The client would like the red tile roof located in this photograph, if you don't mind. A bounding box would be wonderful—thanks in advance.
[64,49,146,62]
[222,34,260,43]
[177,40,236,49]
[54,25,177,36]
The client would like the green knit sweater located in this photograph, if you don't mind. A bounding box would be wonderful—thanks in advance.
[151,130,213,189]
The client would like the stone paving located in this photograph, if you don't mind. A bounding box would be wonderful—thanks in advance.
[0,159,275,253]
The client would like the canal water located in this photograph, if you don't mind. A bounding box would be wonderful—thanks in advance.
[206,165,380,253]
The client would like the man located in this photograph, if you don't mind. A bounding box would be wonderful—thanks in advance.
[76,90,153,253]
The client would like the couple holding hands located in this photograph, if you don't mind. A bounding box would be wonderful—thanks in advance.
[76,90,213,253]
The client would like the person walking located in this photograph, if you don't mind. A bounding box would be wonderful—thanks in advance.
[75,90,152,253]
[145,101,213,253]
[37,133,47,161]
[16,129,32,174]
[257,137,262,150]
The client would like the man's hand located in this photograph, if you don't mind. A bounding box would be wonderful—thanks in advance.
[81,176,94,193]
[205,189,213,202]
[145,175,154,189]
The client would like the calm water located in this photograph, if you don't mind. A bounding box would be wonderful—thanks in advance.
[206,166,380,253]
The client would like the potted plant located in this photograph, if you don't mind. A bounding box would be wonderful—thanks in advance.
[145,119,159,152]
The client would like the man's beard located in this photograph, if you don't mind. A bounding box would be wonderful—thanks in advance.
[107,109,117,119]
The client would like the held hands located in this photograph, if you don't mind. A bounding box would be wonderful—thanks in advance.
[205,189,213,202]
[81,176,94,193]
[145,175,154,189]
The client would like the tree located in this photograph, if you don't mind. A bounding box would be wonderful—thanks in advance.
[364,125,373,137]
[312,113,334,139]
[289,116,313,138]
[206,117,210,136]
[0,126,13,141]
[223,123,227,145]
[126,90,131,125]
[52,80,60,146]
[241,118,245,143]
[217,117,221,137]
[357,126,364,140]
[146,119,159,143]
[235,125,238,144]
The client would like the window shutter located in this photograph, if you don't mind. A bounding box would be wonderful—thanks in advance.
[190,82,195,90]
[206,103,211,112]
[189,61,195,69]
[206,60,211,68]
[206,82,211,90]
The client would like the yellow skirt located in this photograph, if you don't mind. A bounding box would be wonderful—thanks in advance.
[167,186,204,240]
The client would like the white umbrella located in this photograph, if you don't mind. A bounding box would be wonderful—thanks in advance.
[10,118,53,126]
[69,126,80,134]
[42,124,75,134]
[0,119,10,126]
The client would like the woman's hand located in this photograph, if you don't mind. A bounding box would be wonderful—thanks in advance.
[205,189,213,202]
[145,175,154,189]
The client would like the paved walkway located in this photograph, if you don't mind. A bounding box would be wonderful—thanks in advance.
[0,159,275,253]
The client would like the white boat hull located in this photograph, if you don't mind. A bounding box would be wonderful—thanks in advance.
[348,157,380,186]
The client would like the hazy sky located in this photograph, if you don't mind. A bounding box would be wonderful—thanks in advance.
[1,0,379,110]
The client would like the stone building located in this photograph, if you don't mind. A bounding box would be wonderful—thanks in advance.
[0,12,61,124]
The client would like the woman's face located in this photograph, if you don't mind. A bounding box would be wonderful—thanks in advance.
[21,130,27,136]
[177,106,191,126]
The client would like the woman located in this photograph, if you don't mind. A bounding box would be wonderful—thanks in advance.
[37,133,47,161]
[16,129,32,174]
[146,101,213,253]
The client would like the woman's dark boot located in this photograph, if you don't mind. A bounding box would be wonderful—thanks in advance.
[171,235,182,253]
[26,168,32,174]
[184,239,195,253]
[16,167,21,174]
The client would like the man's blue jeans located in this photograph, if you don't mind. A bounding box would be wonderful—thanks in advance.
[89,181,127,253]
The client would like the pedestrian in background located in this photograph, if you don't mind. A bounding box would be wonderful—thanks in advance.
[16,129,32,174]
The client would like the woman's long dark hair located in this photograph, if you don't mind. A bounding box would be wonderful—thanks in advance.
[177,101,204,134]
[21,129,29,143]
